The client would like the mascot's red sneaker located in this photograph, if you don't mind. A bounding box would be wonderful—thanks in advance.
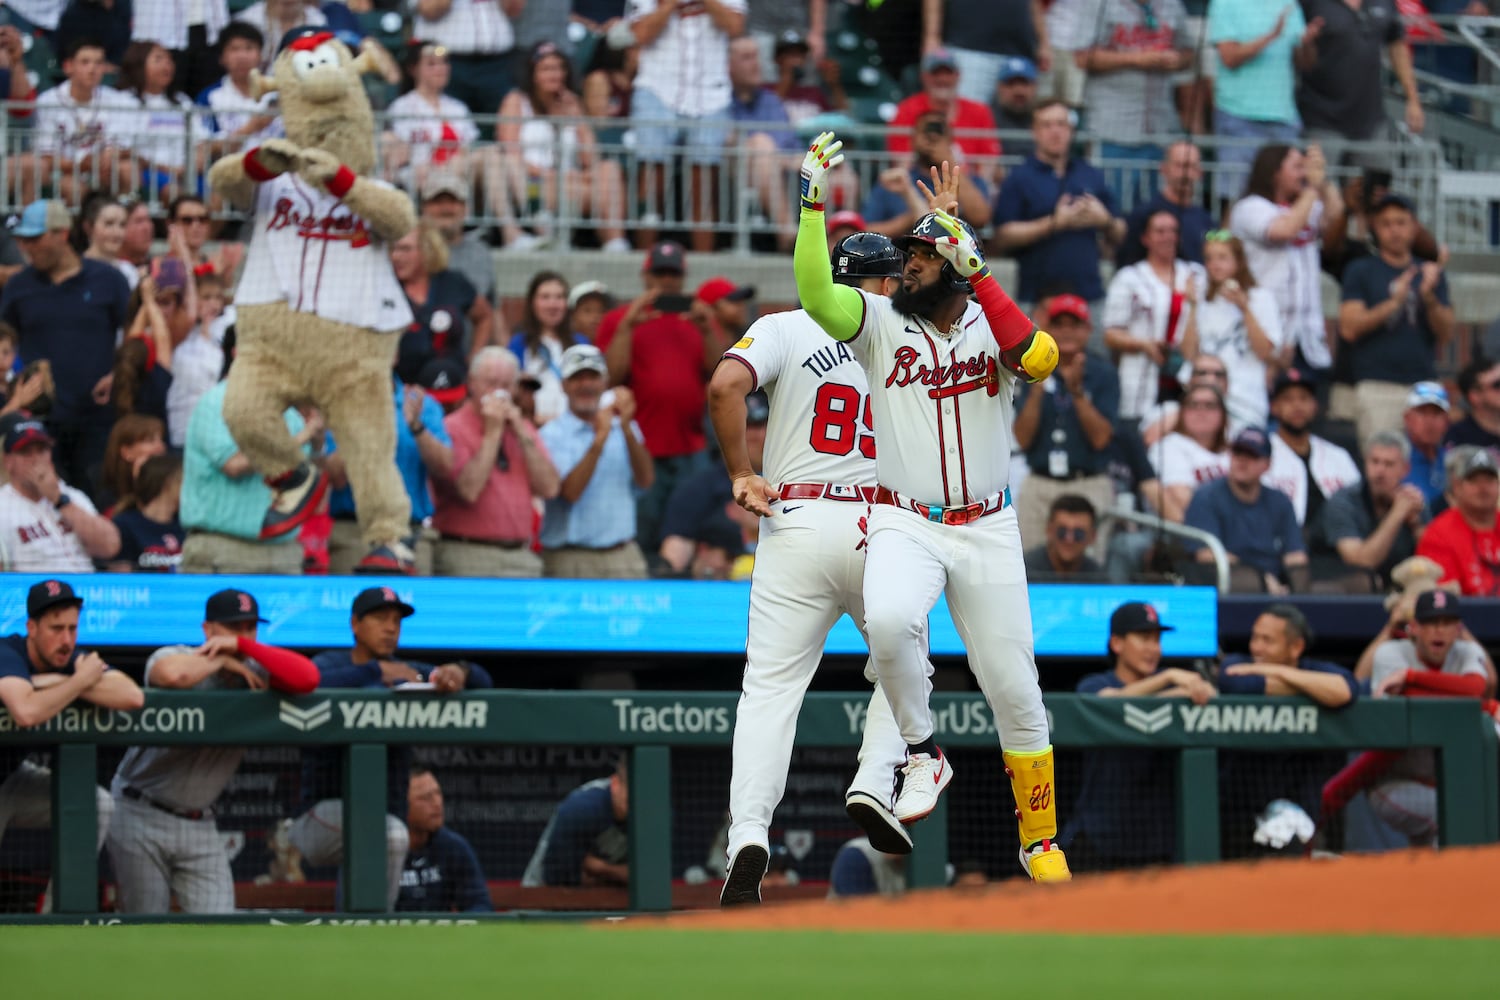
[260,464,328,539]
[355,538,416,575]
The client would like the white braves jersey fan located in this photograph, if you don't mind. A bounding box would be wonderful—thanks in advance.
[846,294,1020,506]
[724,310,877,489]
[235,174,414,332]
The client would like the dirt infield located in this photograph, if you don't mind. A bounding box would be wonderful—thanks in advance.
[681,846,1500,936]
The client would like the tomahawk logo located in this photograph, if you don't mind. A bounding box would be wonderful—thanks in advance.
[279,700,332,732]
[1123,703,1173,734]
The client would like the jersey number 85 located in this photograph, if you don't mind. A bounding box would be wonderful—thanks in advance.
[810,383,875,459]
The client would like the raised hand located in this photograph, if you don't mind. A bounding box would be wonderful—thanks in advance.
[916,160,963,216]
[799,130,844,212]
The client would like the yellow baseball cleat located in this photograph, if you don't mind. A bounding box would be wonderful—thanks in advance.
[1020,840,1073,883]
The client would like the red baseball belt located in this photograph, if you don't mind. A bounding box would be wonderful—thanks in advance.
[873,485,1012,526]
[778,482,876,503]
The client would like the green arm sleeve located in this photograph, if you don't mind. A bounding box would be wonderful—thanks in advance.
[794,208,867,342]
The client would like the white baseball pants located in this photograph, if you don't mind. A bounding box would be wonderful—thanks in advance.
[862,503,1049,752]
[726,497,908,861]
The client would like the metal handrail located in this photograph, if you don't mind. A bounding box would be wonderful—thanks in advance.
[1105,506,1232,596]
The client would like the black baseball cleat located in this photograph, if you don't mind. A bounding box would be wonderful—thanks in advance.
[720,845,769,907]
[355,538,417,575]
[259,464,327,540]
[845,791,914,855]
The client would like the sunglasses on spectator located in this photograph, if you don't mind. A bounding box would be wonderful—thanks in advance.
[1053,526,1089,542]
[1205,230,1234,242]
[1192,367,1227,378]
[175,213,210,224]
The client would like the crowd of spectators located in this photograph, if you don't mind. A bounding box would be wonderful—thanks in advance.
[0,0,1491,599]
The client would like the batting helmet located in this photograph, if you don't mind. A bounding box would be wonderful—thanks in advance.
[894,212,979,294]
[831,232,905,286]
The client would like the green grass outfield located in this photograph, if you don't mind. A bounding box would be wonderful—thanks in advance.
[2,926,1493,999]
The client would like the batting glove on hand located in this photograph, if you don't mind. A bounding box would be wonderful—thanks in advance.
[931,208,989,281]
[799,131,844,213]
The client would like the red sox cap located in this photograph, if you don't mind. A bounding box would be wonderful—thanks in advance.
[205,588,268,624]
[1413,589,1461,622]
[352,586,415,619]
[27,579,82,619]
[1109,601,1174,636]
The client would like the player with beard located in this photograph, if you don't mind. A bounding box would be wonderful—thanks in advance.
[789,132,1071,881]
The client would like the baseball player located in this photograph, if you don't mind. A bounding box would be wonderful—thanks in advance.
[1366,590,1491,845]
[793,131,1071,881]
[710,232,916,907]
[0,580,143,905]
[290,587,492,910]
[106,589,320,913]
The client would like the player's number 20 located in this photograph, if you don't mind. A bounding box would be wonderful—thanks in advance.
[810,383,875,459]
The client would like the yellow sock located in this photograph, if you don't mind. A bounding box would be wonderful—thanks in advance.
[1004,746,1058,847]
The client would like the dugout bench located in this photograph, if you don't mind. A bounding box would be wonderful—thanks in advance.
[1,691,1494,917]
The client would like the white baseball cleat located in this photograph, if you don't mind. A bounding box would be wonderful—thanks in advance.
[893,749,953,824]
[845,791,914,855]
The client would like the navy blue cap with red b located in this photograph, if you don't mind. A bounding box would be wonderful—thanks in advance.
[27,579,82,619]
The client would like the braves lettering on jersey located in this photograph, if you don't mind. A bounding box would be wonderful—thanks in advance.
[723,310,876,488]
[1265,433,1362,525]
[234,174,414,332]
[846,295,1019,506]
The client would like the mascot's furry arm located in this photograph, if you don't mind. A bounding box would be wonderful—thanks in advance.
[290,147,415,242]
[207,141,414,242]
[207,138,301,210]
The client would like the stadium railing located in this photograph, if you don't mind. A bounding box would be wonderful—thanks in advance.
[2,106,1490,254]
[2,690,1493,917]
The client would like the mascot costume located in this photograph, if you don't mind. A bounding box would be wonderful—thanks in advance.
[208,28,417,572]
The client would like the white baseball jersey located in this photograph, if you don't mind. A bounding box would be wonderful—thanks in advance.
[723,309,877,489]
[198,75,283,144]
[384,92,479,175]
[1230,194,1329,368]
[0,483,98,573]
[1265,433,1361,525]
[33,84,139,161]
[1191,286,1285,435]
[1155,432,1228,487]
[626,0,747,116]
[845,294,1020,507]
[235,173,414,332]
[1102,258,1206,421]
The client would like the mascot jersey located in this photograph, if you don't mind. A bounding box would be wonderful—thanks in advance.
[235,173,415,332]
